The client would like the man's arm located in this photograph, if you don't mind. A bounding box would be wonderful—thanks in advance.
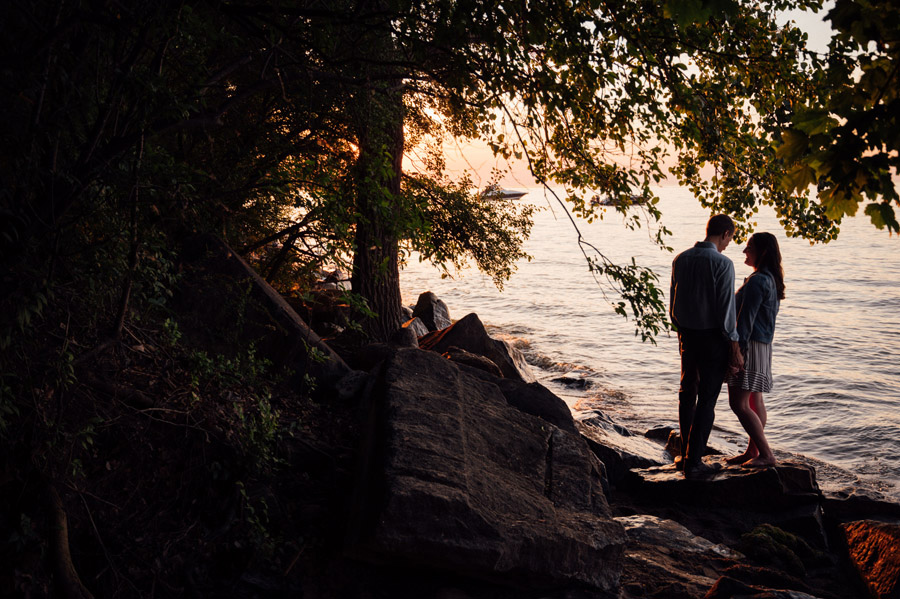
[716,259,743,374]
[715,260,739,342]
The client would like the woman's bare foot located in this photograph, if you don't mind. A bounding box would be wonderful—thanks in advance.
[725,451,757,465]
[741,455,776,469]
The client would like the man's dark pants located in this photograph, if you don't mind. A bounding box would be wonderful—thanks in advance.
[678,329,729,466]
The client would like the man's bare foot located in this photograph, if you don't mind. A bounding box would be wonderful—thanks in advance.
[725,451,756,465]
[741,455,776,469]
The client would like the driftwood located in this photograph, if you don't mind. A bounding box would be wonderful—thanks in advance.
[178,234,350,390]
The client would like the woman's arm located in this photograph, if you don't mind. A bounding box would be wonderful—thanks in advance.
[735,275,765,350]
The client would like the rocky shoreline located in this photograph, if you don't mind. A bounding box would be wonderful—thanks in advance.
[300,281,897,598]
[184,242,900,598]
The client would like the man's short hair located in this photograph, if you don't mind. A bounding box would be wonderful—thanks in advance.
[707,214,735,237]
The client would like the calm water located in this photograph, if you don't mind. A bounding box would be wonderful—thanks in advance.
[399,186,900,500]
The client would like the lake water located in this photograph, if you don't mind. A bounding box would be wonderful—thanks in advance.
[399,185,900,500]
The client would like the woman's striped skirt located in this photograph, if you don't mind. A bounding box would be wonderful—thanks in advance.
[727,340,773,393]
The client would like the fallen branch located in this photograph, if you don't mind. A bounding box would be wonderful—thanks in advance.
[46,483,95,599]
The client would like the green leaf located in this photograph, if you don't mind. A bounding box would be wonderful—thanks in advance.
[775,129,809,161]
[864,203,900,233]
[780,164,817,194]
[792,110,837,136]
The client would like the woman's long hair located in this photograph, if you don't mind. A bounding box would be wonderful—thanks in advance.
[749,232,785,300]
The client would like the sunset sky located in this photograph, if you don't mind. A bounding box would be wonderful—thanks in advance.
[428,5,837,190]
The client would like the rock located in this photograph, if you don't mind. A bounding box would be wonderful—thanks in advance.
[624,462,822,512]
[620,462,829,553]
[720,565,825,599]
[419,313,536,383]
[736,524,829,579]
[349,342,397,373]
[822,488,900,522]
[452,362,579,435]
[401,305,414,322]
[705,576,828,598]
[645,424,675,443]
[412,291,452,331]
[494,378,578,434]
[841,520,900,599]
[390,325,419,348]
[665,430,721,460]
[551,375,593,390]
[576,410,668,484]
[402,316,430,338]
[616,514,742,599]
[442,346,503,378]
[334,370,370,401]
[346,348,626,592]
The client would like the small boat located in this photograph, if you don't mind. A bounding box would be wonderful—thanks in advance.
[481,184,528,201]
[590,193,646,207]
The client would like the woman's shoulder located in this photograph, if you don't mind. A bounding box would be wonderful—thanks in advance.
[747,269,777,291]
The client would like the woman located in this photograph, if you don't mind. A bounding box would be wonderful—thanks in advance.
[726,232,785,468]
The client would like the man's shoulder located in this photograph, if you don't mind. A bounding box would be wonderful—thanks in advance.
[675,243,731,264]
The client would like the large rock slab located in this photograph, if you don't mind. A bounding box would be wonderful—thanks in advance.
[346,348,625,591]
[624,462,822,512]
[419,313,536,383]
[576,409,669,484]
[841,520,900,599]
[622,462,828,550]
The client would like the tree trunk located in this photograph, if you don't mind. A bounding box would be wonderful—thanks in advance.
[350,97,405,341]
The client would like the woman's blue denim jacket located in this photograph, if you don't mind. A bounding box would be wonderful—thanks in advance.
[735,268,780,350]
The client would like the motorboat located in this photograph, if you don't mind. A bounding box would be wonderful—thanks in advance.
[590,193,646,207]
[481,184,528,201]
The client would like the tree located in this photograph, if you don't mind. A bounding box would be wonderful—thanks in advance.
[775,0,900,233]
[306,0,833,340]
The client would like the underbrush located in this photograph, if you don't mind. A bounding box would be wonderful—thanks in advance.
[1,308,357,598]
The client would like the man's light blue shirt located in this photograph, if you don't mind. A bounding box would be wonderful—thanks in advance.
[670,241,739,341]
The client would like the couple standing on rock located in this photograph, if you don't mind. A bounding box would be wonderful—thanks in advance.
[670,214,786,478]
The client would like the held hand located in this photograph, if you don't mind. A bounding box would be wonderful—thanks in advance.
[728,341,744,375]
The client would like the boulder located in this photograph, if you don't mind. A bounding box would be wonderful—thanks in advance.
[401,304,414,322]
[451,361,578,435]
[390,325,419,348]
[402,316,430,339]
[735,523,829,579]
[822,488,900,522]
[346,348,626,592]
[576,410,668,484]
[494,378,578,434]
[419,313,536,383]
[441,346,503,378]
[615,514,742,599]
[841,520,900,599]
[412,291,452,331]
[645,424,675,443]
[551,375,593,390]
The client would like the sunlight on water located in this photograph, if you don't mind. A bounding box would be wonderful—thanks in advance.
[400,186,900,499]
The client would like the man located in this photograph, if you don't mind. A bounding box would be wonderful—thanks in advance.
[670,214,743,477]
